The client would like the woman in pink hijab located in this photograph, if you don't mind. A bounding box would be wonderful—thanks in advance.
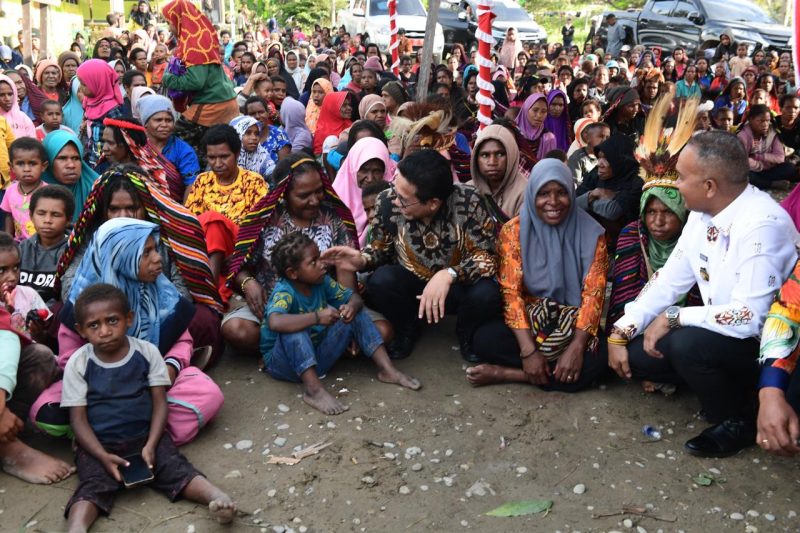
[76,59,124,167]
[0,73,36,139]
[333,136,396,245]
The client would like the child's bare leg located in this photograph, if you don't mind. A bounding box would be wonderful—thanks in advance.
[300,367,348,415]
[66,500,100,533]
[0,439,75,484]
[181,475,237,524]
[372,346,421,390]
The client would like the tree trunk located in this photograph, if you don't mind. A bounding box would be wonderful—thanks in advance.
[416,0,441,102]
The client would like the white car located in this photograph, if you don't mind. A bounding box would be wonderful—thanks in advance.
[338,0,445,56]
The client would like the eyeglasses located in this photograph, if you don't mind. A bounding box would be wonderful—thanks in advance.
[392,185,421,209]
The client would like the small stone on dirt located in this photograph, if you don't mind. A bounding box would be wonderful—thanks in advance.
[224,470,243,478]
[729,512,744,520]
[573,483,586,495]
[236,440,253,450]
[278,404,290,413]
[412,463,423,471]
[274,437,287,447]
[399,485,411,495]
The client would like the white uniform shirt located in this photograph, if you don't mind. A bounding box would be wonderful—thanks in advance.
[614,185,799,339]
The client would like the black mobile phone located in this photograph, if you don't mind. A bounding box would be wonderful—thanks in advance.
[120,454,154,488]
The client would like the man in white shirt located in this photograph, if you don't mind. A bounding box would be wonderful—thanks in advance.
[608,131,799,458]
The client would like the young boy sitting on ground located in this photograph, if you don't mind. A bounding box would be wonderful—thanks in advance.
[19,185,73,305]
[62,284,236,532]
[2,138,48,241]
[261,232,421,415]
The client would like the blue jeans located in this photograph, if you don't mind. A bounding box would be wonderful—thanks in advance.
[266,309,384,382]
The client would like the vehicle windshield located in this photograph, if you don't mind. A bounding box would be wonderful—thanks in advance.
[701,0,777,24]
[369,0,427,16]
[492,0,532,21]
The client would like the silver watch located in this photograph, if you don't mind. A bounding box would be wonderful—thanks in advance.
[447,267,458,281]
[665,306,681,329]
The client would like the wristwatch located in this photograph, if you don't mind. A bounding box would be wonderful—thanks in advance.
[446,267,458,282]
[665,306,681,329]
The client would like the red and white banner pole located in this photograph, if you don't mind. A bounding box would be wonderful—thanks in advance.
[476,0,495,129]
[388,0,400,75]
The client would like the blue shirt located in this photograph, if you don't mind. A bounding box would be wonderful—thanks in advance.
[260,275,353,364]
[162,135,201,186]
[261,126,291,163]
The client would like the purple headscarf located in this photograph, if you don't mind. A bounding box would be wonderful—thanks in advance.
[544,90,571,151]
[515,93,548,142]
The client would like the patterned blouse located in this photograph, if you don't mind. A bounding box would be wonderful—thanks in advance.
[245,208,357,296]
[362,184,497,283]
[498,217,608,336]
[759,258,800,392]
[184,167,268,225]
[262,125,291,163]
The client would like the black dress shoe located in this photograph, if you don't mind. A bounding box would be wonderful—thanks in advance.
[387,324,418,360]
[459,337,482,363]
[684,418,756,458]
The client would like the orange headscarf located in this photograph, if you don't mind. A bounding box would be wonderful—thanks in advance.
[304,78,333,134]
[162,0,221,67]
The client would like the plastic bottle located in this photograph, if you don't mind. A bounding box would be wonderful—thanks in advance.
[642,425,662,441]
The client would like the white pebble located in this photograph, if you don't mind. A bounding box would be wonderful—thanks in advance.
[573,483,586,495]
[406,446,422,457]
[516,466,528,474]
[708,468,721,475]
[187,526,196,533]
[764,513,775,521]
[623,518,634,528]
[789,511,797,518]
[385,452,396,460]
[747,510,759,518]
[224,470,243,479]
[637,527,647,533]
[445,449,454,457]
[277,424,290,430]
[267,489,277,497]
[399,485,411,495]
[730,512,745,520]
[443,476,455,487]
[278,404,290,413]
[274,437,287,447]
[461,520,469,527]
[326,421,336,429]
[420,484,429,491]
[412,463,423,471]
[299,527,308,533]
[236,440,253,450]
[223,443,233,449]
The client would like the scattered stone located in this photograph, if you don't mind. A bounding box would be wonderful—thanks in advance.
[361,476,376,486]
[236,440,253,450]
[261,448,271,455]
[224,470,243,479]
[383,442,396,448]
[299,527,308,533]
[399,485,411,495]
[729,512,745,520]
[277,424,290,430]
[445,449,454,457]
[747,510,759,518]
[745,526,758,533]
[573,483,586,495]
[187,526,196,533]
[636,527,647,533]
[288,486,296,494]
[274,437,287,447]
[420,485,429,491]
[465,480,495,497]
[461,520,469,527]
[278,404,290,413]
[764,513,775,521]
[516,466,528,474]
[789,511,797,519]
[326,421,336,429]
[267,489,277,497]
[223,443,233,449]
[411,463,423,472]
[385,452,396,460]
[406,446,422,457]
[623,518,634,528]
[443,476,455,487]
[708,468,721,475]
[272,527,285,533]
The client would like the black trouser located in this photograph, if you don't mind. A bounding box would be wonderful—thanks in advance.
[364,265,502,343]
[472,317,609,392]
[787,370,800,415]
[628,327,759,423]
[749,162,797,189]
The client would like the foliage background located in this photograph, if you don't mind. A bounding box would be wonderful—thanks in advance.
[243,0,791,45]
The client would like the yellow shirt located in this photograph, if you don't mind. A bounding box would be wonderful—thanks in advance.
[0,116,15,188]
[184,167,268,225]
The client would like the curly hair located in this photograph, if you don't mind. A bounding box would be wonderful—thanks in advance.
[271,231,315,277]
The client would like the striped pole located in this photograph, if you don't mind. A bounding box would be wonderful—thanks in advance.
[476,0,495,128]
[388,0,400,75]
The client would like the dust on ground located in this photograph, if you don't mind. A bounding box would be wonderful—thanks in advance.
[2,320,799,532]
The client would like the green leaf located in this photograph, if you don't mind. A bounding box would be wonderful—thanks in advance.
[692,474,714,486]
[485,500,553,517]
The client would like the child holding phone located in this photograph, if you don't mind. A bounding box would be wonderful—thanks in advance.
[61,284,236,531]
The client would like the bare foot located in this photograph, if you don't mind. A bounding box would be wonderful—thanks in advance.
[466,364,507,386]
[377,368,421,390]
[642,380,658,393]
[303,388,349,415]
[208,493,237,524]
[1,440,75,484]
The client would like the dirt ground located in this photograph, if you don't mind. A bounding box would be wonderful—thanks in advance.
[2,319,799,533]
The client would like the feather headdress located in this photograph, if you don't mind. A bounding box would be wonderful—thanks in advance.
[635,94,699,190]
